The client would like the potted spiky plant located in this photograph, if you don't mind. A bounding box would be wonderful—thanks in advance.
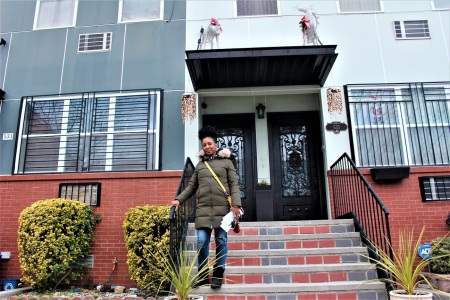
[359,226,450,300]
[157,245,213,300]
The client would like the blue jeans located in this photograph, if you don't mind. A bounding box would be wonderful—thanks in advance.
[197,227,228,269]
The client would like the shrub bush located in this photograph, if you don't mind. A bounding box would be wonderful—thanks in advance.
[429,236,450,274]
[123,205,171,295]
[18,198,100,291]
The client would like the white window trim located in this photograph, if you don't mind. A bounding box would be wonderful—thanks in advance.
[33,0,79,30]
[234,0,281,18]
[336,0,384,14]
[431,0,450,10]
[118,0,164,23]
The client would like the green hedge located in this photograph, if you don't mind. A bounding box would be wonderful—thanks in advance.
[18,199,100,291]
[123,205,171,295]
[429,237,450,274]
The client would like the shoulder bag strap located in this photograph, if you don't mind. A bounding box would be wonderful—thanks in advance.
[204,161,232,207]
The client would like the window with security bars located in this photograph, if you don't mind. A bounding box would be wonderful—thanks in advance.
[15,89,161,174]
[419,176,450,201]
[347,82,450,167]
[338,0,382,13]
[236,0,278,16]
[59,183,101,206]
[78,33,112,53]
[394,20,430,39]
[432,0,450,10]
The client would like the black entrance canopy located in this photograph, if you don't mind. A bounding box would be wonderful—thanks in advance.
[185,45,338,91]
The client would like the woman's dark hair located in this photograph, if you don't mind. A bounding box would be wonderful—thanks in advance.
[198,126,218,142]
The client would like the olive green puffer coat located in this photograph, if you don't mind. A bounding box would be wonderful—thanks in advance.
[175,151,242,230]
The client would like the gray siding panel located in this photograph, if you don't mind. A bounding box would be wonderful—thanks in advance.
[121,21,186,90]
[0,34,11,90]
[61,26,125,93]
[0,100,21,174]
[161,90,186,171]
[4,29,66,98]
[0,0,36,33]
[76,0,119,27]
[122,22,164,89]
[163,0,187,22]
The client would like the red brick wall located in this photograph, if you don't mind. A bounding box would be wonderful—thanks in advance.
[329,166,450,249]
[0,171,181,289]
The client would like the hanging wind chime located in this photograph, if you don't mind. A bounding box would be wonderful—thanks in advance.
[326,88,343,115]
[181,93,196,124]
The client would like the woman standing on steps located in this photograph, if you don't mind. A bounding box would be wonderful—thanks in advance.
[171,126,242,289]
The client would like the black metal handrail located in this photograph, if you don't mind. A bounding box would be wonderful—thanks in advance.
[169,157,196,265]
[330,152,394,289]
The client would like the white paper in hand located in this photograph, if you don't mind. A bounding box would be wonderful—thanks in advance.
[220,212,235,232]
[220,209,244,232]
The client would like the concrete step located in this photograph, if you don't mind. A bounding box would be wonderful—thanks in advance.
[186,232,362,252]
[187,247,370,266]
[215,263,378,284]
[183,219,388,300]
[195,281,388,299]
[186,219,356,237]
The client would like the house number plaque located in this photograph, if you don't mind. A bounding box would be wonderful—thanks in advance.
[325,122,347,134]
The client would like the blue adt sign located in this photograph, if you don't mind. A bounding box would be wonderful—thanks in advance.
[418,243,432,260]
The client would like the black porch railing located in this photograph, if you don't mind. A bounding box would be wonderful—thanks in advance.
[330,152,394,289]
[345,82,450,167]
[169,157,196,265]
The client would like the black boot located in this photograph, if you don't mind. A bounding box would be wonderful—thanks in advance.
[211,266,225,289]
[194,266,209,288]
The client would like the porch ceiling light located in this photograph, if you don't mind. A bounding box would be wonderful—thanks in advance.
[256,103,266,119]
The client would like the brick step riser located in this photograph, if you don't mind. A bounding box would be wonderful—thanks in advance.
[185,238,362,251]
[226,255,369,266]
[200,269,377,285]
[184,254,369,266]
[187,224,354,237]
[200,291,386,300]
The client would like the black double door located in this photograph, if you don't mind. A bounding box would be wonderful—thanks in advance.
[204,111,326,221]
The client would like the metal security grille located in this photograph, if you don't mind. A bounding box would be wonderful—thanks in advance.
[419,176,450,201]
[236,0,278,16]
[346,82,450,167]
[59,183,101,206]
[78,32,112,52]
[338,0,381,12]
[394,20,430,39]
[15,89,161,174]
[79,255,94,268]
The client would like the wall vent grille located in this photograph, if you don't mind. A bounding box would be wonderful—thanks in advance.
[394,20,430,39]
[78,32,112,53]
